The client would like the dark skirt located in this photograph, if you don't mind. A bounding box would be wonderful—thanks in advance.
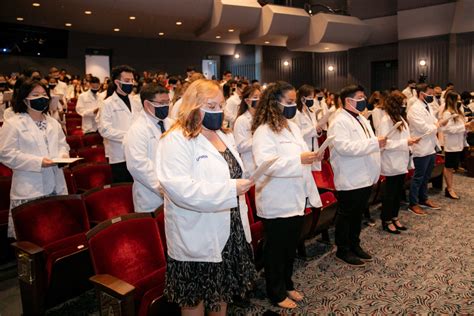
[164,207,257,312]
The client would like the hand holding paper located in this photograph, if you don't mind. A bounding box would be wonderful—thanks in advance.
[385,121,403,138]
[251,156,278,181]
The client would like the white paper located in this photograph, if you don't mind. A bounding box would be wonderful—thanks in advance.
[2,91,13,102]
[51,157,83,164]
[251,157,278,181]
[385,121,403,138]
[316,136,335,156]
[438,113,459,125]
[419,130,434,138]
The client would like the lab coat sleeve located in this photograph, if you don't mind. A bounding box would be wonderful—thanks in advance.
[377,119,409,152]
[157,133,238,212]
[252,126,303,178]
[328,120,380,157]
[293,112,318,140]
[98,101,126,142]
[57,122,70,158]
[0,121,43,172]
[123,128,160,193]
[233,117,253,154]
[441,112,466,134]
[407,106,438,135]
[76,95,96,118]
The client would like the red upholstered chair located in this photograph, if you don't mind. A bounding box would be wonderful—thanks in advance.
[88,213,177,316]
[0,163,12,177]
[11,195,94,315]
[66,135,84,152]
[245,193,264,270]
[68,129,84,137]
[66,117,82,132]
[312,160,336,192]
[77,146,107,164]
[82,132,104,147]
[83,183,134,226]
[67,99,77,112]
[430,154,445,189]
[310,191,338,242]
[66,111,81,120]
[71,163,113,192]
[153,206,167,255]
[0,176,13,263]
[63,167,78,194]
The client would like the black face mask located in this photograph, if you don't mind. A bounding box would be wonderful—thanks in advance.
[201,109,223,130]
[305,99,314,108]
[463,98,471,106]
[119,82,133,94]
[317,96,324,102]
[154,105,169,120]
[27,97,49,112]
[251,99,258,108]
[279,102,297,119]
[424,95,434,103]
[91,89,100,94]
[48,84,57,89]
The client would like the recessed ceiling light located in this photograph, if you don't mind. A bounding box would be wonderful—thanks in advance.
[264,41,270,44]
[324,47,330,50]
[234,53,240,59]
[16,17,24,21]
[328,65,334,71]
[65,23,72,27]
[283,60,289,66]
[113,28,120,32]
[228,29,234,32]
[158,32,164,36]
[37,52,41,56]
[176,21,182,25]
[32,3,40,7]
[216,35,221,39]
[129,16,136,20]
[84,10,92,15]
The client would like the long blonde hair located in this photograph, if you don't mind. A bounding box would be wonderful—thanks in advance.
[164,79,228,139]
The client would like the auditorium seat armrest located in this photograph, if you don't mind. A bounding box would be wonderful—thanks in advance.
[90,274,136,297]
[90,274,136,316]
[12,241,44,255]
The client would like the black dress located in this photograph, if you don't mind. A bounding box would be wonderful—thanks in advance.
[164,148,257,311]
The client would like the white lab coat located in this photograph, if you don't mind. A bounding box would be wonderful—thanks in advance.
[55,81,69,100]
[314,99,329,130]
[407,99,439,158]
[2,107,15,121]
[402,87,417,100]
[0,113,69,200]
[233,111,256,176]
[291,108,321,171]
[327,109,381,191]
[156,128,251,262]
[123,112,174,213]
[252,121,322,219]
[169,98,182,120]
[76,90,102,133]
[98,92,142,163]
[377,114,410,176]
[224,92,241,128]
[371,107,385,134]
[440,111,466,152]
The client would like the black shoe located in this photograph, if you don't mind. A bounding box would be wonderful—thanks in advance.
[382,222,401,234]
[351,245,373,261]
[335,250,365,266]
[392,220,407,231]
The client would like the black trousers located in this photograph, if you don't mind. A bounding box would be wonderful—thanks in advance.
[110,162,133,183]
[381,174,406,222]
[335,186,372,253]
[262,215,304,303]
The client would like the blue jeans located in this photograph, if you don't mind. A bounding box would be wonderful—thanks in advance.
[409,154,435,205]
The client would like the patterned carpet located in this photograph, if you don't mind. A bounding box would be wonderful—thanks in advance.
[45,173,474,315]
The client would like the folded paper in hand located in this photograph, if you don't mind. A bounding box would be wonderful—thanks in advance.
[316,135,335,156]
[251,156,278,181]
[385,121,403,138]
[51,157,83,164]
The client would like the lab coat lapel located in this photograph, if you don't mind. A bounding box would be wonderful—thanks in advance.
[23,114,48,156]
[217,130,245,172]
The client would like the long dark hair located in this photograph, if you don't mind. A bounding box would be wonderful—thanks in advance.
[444,90,464,123]
[296,84,315,112]
[384,91,407,131]
[13,79,50,114]
[251,81,295,133]
[237,85,261,117]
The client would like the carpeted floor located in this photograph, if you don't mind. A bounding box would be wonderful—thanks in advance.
[1,174,473,315]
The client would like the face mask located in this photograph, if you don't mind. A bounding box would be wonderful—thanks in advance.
[91,88,100,94]
[349,98,367,112]
[435,95,441,100]
[463,99,471,105]
[201,108,223,130]
[0,82,7,90]
[304,98,314,108]
[48,83,57,89]
[151,102,169,120]
[250,99,259,108]
[118,81,133,94]
[423,94,434,103]
[317,96,324,102]
[26,96,49,112]
[279,102,297,119]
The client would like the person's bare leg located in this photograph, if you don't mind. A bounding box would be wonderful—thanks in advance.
[444,168,458,198]
[182,301,205,316]
[277,297,297,309]
[287,290,304,301]
[208,302,227,316]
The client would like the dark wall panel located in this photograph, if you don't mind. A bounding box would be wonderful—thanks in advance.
[313,51,348,92]
[221,45,256,80]
[455,32,474,92]
[348,43,398,92]
[398,35,449,88]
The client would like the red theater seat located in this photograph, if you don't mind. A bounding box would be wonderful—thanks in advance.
[66,117,82,131]
[66,135,84,152]
[72,163,113,192]
[11,195,93,315]
[312,160,336,192]
[82,132,103,147]
[0,163,12,177]
[245,194,264,269]
[311,191,337,240]
[77,146,107,163]
[430,154,445,189]
[83,183,134,225]
[88,213,176,316]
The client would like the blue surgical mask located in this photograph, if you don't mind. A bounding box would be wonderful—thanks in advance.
[423,94,434,103]
[305,98,314,108]
[201,109,223,130]
[349,98,367,112]
[150,102,169,120]
[250,98,259,108]
[118,80,133,94]
[279,102,297,119]
[26,96,49,112]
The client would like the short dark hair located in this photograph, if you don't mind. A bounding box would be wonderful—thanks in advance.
[111,65,135,81]
[339,84,365,107]
[168,76,179,85]
[90,76,100,84]
[140,83,169,105]
[296,84,315,111]
[446,82,454,87]
[460,91,471,100]
[13,79,50,114]
[407,79,416,85]
[415,83,434,94]
[251,79,259,84]
[223,70,232,76]
[186,66,195,73]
